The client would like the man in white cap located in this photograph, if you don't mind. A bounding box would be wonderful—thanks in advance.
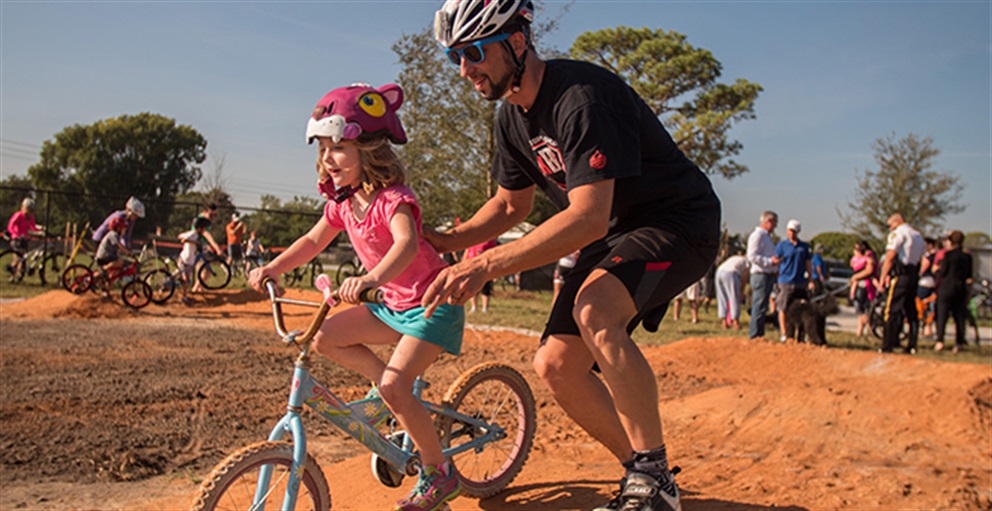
[774,219,813,341]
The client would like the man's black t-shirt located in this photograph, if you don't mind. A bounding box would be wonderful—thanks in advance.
[492,59,719,239]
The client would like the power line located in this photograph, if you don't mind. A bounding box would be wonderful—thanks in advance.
[0,138,42,150]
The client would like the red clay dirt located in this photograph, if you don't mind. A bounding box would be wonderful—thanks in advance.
[0,288,989,510]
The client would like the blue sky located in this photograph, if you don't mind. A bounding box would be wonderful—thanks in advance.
[2,0,989,239]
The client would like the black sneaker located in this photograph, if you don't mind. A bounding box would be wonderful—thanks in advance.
[596,472,681,511]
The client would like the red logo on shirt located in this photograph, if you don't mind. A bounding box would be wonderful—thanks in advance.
[530,135,567,191]
[590,150,607,170]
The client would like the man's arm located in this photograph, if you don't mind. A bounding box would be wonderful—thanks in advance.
[424,185,535,255]
[422,180,613,316]
[880,249,897,288]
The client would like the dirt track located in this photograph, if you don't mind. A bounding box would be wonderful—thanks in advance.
[0,289,990,510]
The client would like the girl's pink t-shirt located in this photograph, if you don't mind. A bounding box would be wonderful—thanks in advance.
[323,185,447,311]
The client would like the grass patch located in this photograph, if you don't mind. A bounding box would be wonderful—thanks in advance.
[0,281,59,299]
[475,289,991,365]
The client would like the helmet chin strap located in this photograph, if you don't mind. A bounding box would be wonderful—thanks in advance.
[502,40,528,97]
[332,185,360,204]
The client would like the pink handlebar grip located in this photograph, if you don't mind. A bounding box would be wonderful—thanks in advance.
[314,274,338,306]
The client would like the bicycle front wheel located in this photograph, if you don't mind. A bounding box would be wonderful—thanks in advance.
[197,259,232,290]
[191,441,330,511]
[143,269,175,304]
[62,264,94,294]
[439,362,536,498]
[122,280,152,309]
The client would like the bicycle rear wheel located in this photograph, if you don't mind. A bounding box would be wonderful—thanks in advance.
[144,269,175,304]
[191,441,330,511]
[61,264,94,294]
[39,253,66,287]
[122,280,152,309]
[439,362,536,498]
[335,260,358,286]
[197,259,232,290]
[302,258,323,288]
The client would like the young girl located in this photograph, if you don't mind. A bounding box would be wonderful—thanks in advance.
[249,83,464,511]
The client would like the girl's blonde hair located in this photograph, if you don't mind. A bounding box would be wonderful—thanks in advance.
[317,137,405,194]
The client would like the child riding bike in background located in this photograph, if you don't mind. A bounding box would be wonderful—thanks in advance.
[91,196,145,248]
[177,217,212,305]
[93,216,133,292]
[249,83,465,511]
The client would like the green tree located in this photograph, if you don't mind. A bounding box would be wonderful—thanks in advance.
[569,27,762,179]
[393,28,494,230]
[247,195,322,250]
[964,232,991,248]
[810,232,862,262]
[1,175,35,233]
[839,133,964,242]
[27,113,206,239]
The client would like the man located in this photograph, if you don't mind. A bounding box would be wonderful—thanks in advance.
[426,2,721,510]
[879,213,925,353]
[774,219,813,341]
[226,212,247,266]
[810,243,828,296]
[746,211,780,339]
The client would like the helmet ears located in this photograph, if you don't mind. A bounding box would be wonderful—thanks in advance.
[378,83,403,111]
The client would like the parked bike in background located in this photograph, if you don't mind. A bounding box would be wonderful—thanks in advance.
[0,234,64,287]
[284,255,323,288]
[334,255,365,286]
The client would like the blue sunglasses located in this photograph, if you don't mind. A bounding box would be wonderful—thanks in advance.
[445,33,511,66]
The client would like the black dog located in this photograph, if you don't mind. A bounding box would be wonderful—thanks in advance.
[784,294,839,346]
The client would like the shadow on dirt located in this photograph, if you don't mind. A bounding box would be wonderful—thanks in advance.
[479,481,809,510]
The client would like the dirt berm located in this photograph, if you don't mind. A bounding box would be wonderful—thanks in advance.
[0,289,989,510]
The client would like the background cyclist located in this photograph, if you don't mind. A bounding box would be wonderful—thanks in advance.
[91,196,145,249]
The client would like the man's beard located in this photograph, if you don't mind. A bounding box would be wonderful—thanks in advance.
[482,69,514,100]
[478,53,517,101]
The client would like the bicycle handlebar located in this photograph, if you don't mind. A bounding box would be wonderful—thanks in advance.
[263,277,382,346]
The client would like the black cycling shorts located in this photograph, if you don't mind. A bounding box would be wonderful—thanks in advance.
[542,223,719,341]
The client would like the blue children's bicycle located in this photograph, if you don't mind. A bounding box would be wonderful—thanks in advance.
[190,276,536,511]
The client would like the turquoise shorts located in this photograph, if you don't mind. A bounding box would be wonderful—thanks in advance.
[365,302,465,356]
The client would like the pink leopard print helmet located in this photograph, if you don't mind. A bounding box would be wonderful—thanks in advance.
[306,83,407,145]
